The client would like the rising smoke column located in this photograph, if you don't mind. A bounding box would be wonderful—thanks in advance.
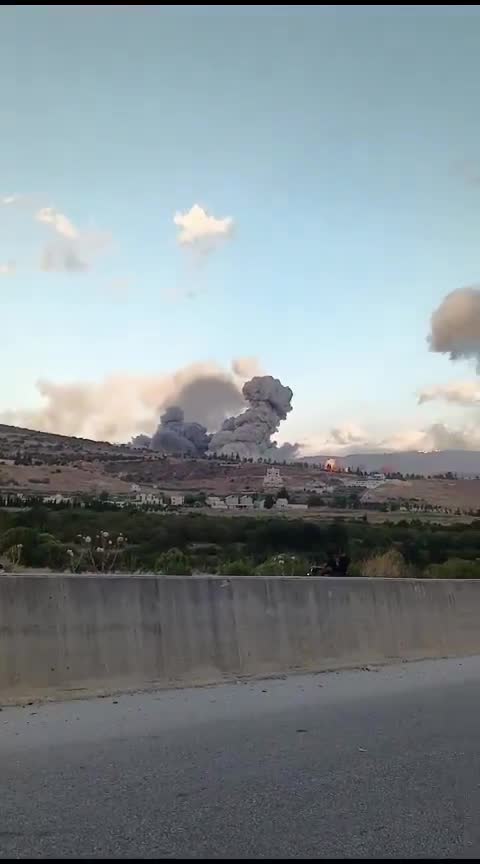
[208,375,296,460]
[147,406,210,455]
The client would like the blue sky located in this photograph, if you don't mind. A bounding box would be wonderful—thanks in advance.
[2,5,480,451]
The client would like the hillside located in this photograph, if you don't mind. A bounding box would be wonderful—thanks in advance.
[0,422,331,496]
[307,450,480,477]
[2,422,480,509]
[363,477,480,512]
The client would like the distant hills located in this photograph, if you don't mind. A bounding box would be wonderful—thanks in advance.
[305,450,480,477]
[1,419,480,480]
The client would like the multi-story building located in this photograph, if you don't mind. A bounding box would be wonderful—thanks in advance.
[263,467,284,490]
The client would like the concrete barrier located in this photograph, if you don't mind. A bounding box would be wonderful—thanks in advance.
[1,574,480,701]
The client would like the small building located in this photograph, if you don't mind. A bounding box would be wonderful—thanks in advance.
[136,493,163,507]
[239,495,254,508]
[225,494,240,509]
[275,497,289,510]
[287,503,308,512]
[170,493,185,507]
[263,467,284,490]
[43,494,73,506]
[206,495,227,510]
[304,481,329,493]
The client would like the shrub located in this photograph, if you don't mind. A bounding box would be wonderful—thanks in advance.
[155,548,192,576]
[425,558,480,579]
[221,558,253,576]
[360,548,410,579]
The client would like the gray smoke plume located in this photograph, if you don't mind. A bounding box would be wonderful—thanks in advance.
[2,361,247,443]
[208,375,297,460]
[429,287,480,366]
[147,406,210,455]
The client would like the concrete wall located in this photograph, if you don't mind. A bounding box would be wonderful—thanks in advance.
[1,574,480,700]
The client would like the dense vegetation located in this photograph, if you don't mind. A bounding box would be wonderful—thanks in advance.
[2,505,480,578]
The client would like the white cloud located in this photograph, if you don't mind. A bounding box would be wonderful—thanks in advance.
[301,420,480,455]
[0,193,111,275]
[418,381,480,407]
[174,204,234,250]
[0,360,246,442]
[36,207,79,240]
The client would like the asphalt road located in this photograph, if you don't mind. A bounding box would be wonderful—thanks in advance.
[2,657,480,859]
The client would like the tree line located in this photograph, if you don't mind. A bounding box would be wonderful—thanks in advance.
[1,506,480,578]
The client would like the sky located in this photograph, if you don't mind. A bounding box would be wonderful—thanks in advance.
[2,5,480,454]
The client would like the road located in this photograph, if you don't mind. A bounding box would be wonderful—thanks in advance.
[2,657,480,859]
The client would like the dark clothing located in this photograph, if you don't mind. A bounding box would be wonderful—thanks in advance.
[336,554,350,576]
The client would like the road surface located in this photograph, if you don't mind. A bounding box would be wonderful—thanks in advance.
[2,657,480,858]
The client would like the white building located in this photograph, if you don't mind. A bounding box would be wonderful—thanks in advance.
[170,494,185,507]
[287,503,308,512]
[43,494,73,505]
[239,495,254,508]
[136,493,163,507]
[206,495,227,510]
[225,495,240,509]
[304,481,329,493]
[275,497,289,510]
[263,467,284,490]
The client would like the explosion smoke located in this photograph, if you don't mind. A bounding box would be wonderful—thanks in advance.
[208,375,297,460]
[135,374,298,460]
[148,406,210,455]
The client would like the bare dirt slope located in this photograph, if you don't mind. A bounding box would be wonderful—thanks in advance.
[367,478,480,511]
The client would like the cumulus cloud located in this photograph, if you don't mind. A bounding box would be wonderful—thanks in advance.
[429,287,480,367]
[174,204,234,252]
[0,360,247,443]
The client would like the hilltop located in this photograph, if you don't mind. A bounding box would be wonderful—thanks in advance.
[0,422,330,497]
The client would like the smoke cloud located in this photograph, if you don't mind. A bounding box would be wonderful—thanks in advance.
[429,287,480,366]
[231,356,263,379]
[208,375,298,460]
[148,406,210,455]
[0,361,250,443]
[132,372,298,460]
